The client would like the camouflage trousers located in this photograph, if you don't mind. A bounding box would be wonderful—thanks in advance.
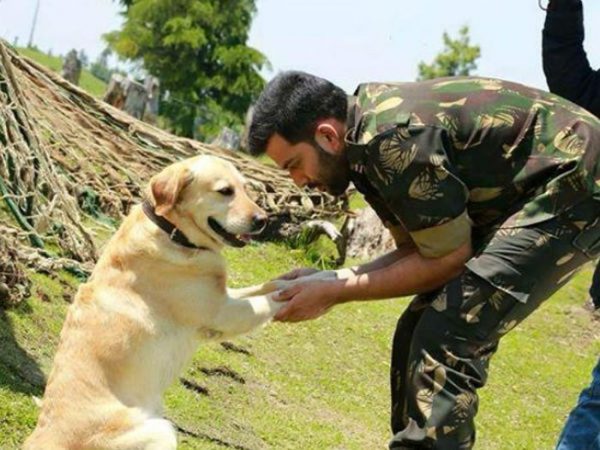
[389,198,600,450]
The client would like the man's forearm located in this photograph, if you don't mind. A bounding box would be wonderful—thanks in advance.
[336,244,418,278]
[333,241,471,302]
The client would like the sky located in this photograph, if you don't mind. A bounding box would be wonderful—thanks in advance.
[1,0,599,93]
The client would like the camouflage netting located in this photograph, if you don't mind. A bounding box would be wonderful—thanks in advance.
[0,229,30,307]
[0,40,345,305]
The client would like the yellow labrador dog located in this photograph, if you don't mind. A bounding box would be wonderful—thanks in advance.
[25,155,290,450]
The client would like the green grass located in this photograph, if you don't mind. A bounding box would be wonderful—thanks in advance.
[254,154,277,168]
[17,47,107,98]
[348,191,368,211]
[0,238,598,449]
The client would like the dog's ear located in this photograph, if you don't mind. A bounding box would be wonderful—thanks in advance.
[149,164,193,216]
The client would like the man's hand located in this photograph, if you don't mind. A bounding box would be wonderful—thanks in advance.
[273,280,341,322]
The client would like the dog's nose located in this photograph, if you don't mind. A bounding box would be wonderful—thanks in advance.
[251,214,268,233]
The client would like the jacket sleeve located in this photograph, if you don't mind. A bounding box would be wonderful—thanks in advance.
[542,0,600,116]
[367,125,471,259]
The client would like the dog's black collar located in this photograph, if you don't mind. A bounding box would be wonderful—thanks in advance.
[142,201,209,251]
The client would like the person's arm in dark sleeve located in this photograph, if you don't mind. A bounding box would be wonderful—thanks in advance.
[543,0,600,116]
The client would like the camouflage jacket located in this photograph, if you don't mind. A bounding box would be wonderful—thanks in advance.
[345,77,600,258]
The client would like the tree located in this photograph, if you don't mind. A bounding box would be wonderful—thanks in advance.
[417,25,481,81]
[107,0,267,138]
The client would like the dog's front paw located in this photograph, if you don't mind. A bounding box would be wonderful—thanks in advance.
[265,279,297,292]
[266,290,287,314]
[301,270,340,281]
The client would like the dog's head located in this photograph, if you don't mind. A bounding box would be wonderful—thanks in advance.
[148,155,268,249]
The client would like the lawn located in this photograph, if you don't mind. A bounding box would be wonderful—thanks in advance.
[0,235,597,449]
[17,47,107,98]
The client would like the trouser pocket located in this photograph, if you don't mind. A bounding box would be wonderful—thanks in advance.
[572,216,600,258]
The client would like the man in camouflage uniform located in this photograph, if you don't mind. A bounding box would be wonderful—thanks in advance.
[247,71,600,449]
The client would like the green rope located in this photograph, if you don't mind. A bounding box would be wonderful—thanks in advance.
[0,175,44,248]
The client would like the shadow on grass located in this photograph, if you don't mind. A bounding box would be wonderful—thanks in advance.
[0,302,45,397]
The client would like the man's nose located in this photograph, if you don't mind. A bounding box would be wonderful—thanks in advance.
[251,213,268,233]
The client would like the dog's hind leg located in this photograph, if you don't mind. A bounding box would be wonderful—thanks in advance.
[95,418,177,450]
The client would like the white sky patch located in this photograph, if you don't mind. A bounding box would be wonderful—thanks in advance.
[0,0,599,93]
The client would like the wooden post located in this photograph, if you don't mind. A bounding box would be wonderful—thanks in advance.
[61,49,82,86]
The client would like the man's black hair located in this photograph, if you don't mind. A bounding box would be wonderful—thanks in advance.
[247,71,348,155]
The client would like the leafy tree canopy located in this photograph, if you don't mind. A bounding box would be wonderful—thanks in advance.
[108,0,267,138]
[417,26,481,81]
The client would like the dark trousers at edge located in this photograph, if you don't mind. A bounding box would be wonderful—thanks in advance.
[590,261,600,308]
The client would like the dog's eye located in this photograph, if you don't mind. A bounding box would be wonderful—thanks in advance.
[217,186,234,196]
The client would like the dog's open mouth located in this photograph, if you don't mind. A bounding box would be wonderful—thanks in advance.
[208,217,251,248]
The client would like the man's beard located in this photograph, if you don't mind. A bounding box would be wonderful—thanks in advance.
[313,145,350,196]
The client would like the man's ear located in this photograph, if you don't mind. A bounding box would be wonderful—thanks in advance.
[149,164,193,216]
[314,121,343,154]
